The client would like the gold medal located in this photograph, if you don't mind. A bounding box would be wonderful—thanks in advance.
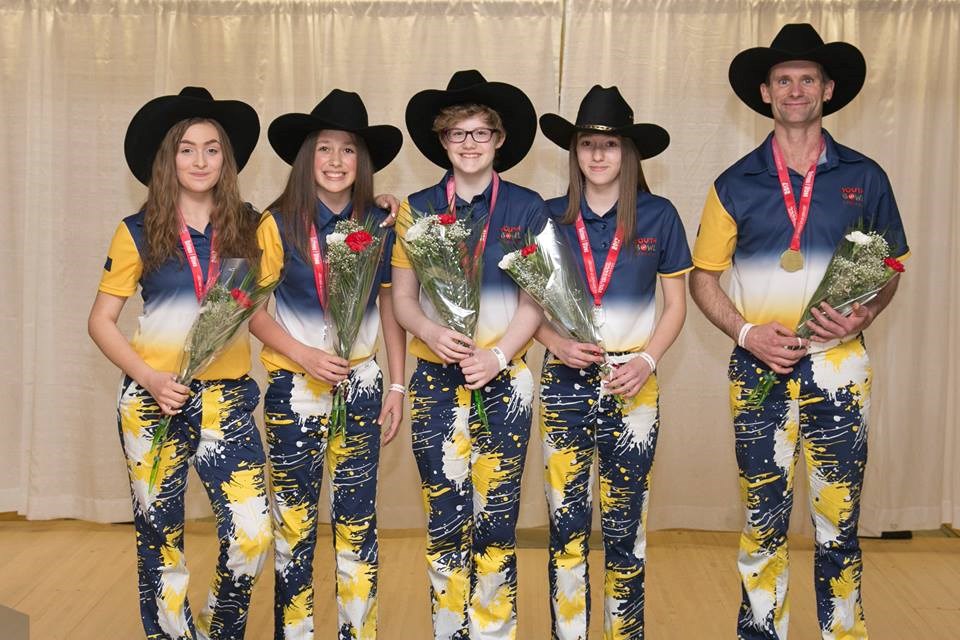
[780,248,804,272]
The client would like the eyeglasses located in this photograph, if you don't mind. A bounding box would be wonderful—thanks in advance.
[442,128,499,144]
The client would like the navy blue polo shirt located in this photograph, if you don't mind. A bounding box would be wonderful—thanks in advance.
[258,200,394,371]
[99,210,251,379]
[393,171,548,362]
[546,192,692,352]
[693,130,910,328]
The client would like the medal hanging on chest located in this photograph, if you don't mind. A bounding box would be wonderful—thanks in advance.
[771,136,824,273]
[574,212,622,328]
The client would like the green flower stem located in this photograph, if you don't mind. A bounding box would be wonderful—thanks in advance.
[472,389,490,433]
[744,370,779,409]
[147,414,173,492]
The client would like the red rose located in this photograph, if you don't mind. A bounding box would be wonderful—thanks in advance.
[345,230,374,252]
[520,244,537,257]
[231,288,253,309]
[883,257,905,273]
[437,213,457,225]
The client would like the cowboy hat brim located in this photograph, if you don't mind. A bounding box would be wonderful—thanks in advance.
[728,42,866,117]
[268,114,403,171]
[405,81,537,172]
[124,92,260,185]
[539,113,670,159]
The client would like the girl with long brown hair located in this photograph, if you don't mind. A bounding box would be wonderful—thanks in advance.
[248,89,406,640]
[536,85,692,639]
[88,87,271,640]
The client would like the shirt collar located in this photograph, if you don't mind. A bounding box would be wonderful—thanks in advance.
[743,129,855,177]
[578,193,616,221]
[440,170,497,210]
[314,197,354,228]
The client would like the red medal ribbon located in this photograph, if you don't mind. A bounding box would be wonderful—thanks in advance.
[574,211,623,309]
[178,215,219,302]
[308,223,326,308]
[445,172,500,261]
[771,136,825,252]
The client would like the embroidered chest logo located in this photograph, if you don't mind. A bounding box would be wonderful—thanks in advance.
[500,225,522,241]
[636,237,657,254]
[841,186,864,206]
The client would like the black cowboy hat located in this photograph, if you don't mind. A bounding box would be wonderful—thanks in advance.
[405,69,537,172]
[539,85,670,159]
[124,86,260,185]
[728,23,866,118]
[268,89,403,171]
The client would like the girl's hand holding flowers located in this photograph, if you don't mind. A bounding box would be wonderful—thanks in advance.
[605,357,652,399]
[460,348,501,390]
[142,369,190,416]
[552,338,605,370]
[421,322,475,364]
[293,343,350,385]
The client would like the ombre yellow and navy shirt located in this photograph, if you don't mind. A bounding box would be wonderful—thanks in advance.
[547,193,692,353]
[392,171,548,363]
[98,210,251,380]
[257,201,394,372]
[693,130,909,329]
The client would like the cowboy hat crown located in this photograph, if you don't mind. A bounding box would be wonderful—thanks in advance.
[268,89,403,170]
[539,85,670,159]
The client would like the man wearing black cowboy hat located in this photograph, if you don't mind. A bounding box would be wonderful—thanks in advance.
[690,23,909,639]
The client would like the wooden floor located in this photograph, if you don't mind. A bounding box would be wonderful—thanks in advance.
[1,519,958,639]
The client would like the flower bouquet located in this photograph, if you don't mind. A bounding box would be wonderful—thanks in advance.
[497,219,602,348]
[148,258,275,491]
[399,208,490,429]
[322,217,386,437]
[498,220,627,404]
[744,227,905,408]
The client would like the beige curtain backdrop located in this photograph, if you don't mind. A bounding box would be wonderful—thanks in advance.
[1,0,956,535]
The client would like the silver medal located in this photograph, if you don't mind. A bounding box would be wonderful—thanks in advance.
[592,305,606,327]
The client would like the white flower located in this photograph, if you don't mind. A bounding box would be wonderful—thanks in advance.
[498,251,518,271]
[326,232,347,246]
[845,230,871,245]
[405,218,430,244]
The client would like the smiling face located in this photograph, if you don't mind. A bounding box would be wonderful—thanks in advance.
[576,132,622,191]
[175,121,223,195]
[439,114,504,178]
[313,129,358,200]
[761,60,836,126]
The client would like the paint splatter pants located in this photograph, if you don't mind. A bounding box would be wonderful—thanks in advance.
[540,354,660,640]
[730,338,872,640]
[408,358,534,640]
[117,375,272,640]
[265,360,383,640]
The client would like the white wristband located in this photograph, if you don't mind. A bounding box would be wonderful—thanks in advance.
[637,351,657,372]
[737,322,755,349]
[490,346,509,372]
[389,383,407,395]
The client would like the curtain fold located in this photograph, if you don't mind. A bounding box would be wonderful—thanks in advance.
[1,0,955,534]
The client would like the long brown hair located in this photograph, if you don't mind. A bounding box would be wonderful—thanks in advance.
[266,130,375,262]
[142,117,259,272]
[560,133,650,249]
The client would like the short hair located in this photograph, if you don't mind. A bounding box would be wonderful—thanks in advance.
[431,103,504,135]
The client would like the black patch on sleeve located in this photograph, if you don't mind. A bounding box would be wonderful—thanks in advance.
[103,256,113,272]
